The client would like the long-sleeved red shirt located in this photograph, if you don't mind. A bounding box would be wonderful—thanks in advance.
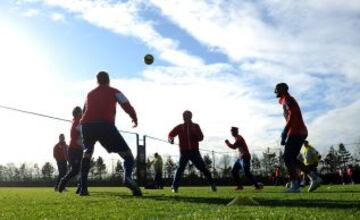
[279,94,308,137]
[81,85,137,124]
[168,122,204,152]
[225,134,251,159]
[53,142,68,161]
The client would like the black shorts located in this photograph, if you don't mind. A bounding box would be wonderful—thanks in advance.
[68,147,83,166]
[284,135,307,160]
[305,164,318,172]
[81,122,130,154]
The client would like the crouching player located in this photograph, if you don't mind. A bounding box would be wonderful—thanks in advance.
[301,140,322,192]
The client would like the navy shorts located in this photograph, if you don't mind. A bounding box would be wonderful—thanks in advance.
[68,147,83,166]
[284,135,307,161]
[81,122,130,154]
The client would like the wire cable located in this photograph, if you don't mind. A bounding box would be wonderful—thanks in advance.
[0,104,72,123]
[0,104,136,135]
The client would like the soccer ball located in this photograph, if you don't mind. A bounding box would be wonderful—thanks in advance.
[144,54,154,65]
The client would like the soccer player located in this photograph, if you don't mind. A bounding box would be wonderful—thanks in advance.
[53,133,68,191]
[338,168,345,185]
[150,153,163,189]
[168,110,216,193]
[274,82,320,192]
[79,71,141,196]
[347,165,354,185]
[274,166,281,186]
[225,127,262,190]
[301,140,322,192]
[58,106,84,193]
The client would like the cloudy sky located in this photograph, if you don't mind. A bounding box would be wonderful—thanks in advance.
[0,0,359,167]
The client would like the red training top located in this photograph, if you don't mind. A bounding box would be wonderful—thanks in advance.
[53,142,68,161]
[279,94,308,137]
[168,123,204,152]
[275,168,281,177]
[225,134,251,159]
[81,85,137,124]
[347,167,353,177]
[69,117,82,149]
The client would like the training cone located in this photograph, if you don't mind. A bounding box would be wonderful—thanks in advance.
[227,196,259,206]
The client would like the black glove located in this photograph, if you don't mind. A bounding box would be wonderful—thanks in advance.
[280,139,286,146]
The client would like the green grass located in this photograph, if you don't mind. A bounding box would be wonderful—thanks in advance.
[0,185,359,219]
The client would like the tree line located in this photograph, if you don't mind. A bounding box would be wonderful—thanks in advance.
[0,156,124,182]
[0,142,358,184]
[155,142,359,180]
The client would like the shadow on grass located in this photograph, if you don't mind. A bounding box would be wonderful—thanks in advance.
[255,197,360,209]
[312,190,360,194]
[92,191,360,209]
[92,191,229,205]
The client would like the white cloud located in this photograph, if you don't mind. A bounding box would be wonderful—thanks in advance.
[308,100,360,154]
[147,0,360,149]
[9,0,360,159]
[107,64,283,156]
[31,0,203,67]
[50,12,65,22]
[149,0,360,80]
[0,21,281,162]
[22,8,39,17]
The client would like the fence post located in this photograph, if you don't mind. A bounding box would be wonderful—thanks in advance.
[136,134,147,186]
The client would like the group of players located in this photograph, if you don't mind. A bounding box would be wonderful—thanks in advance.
[52,71,322,196]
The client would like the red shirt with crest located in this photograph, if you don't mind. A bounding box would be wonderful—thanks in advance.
[81,85,136,124]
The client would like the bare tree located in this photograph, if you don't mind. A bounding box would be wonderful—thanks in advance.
[33,163,41,180]
[95,156,107,180]
[89,157,96,179]
[251,154,261,176]
[323,146,339,173]
[41,162,55,179]
[114,160,124,179]
[261,147,278,176]
[337,143,352,169]
[219,154,232,178]
[203,154,212,170]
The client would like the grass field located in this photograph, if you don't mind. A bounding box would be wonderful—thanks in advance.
[0,185,359,219]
